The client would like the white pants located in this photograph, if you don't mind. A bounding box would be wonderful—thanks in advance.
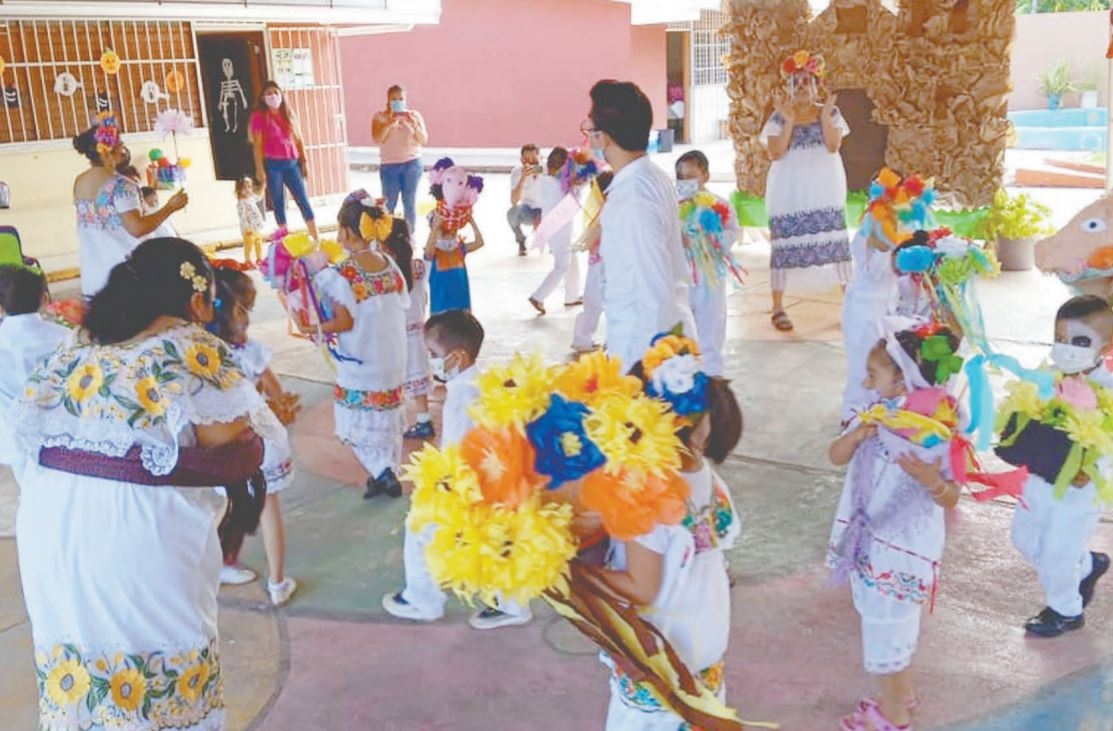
[604,673,726,730]
[572,261,605,348]
[852,574,922,675]
[402,522,447,617]
[689,281,727,377]
[532,236,581,305]
[1011,476,1102,617]
[351,442,400,481]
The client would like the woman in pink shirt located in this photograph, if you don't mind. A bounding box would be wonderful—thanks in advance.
[371,84,428,233]
[250,81,318,240]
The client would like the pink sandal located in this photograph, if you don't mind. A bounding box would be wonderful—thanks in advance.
[858,696,919,714]
[839,701,913,731]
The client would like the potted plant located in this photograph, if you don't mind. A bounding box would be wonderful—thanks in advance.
[1079,64,1101,109]
[1038,59,1077,111]
[975,189,1053,272]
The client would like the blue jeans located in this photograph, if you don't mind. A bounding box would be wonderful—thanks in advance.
[264,157,315,228]
[380,158,422,233]
[507,204,541,246]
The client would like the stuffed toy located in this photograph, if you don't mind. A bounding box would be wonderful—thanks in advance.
[1035,195,1113,305]
[428,157,483,235]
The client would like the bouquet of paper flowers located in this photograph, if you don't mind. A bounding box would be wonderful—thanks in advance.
[429,157,484,235]
[558,147,604,194]
[679,190,746,289]
[405,343,695,606]
[996,373,1113,500]
[862,168,936,249]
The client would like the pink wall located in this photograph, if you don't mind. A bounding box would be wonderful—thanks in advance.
[339,0,668,149]
[1009,11,1108,111]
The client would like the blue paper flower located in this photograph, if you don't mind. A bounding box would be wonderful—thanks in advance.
[526,394,606,489]
[647,370,710,419]
[698,208,723,235]
[869,182,885,199]
[896,245,936,274]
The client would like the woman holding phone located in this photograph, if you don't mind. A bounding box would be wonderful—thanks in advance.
[372,84,428,233]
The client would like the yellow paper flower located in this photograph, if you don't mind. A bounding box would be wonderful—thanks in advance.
[45,659,91,706]
[184,342,222,380]
[470,352,555,429]
[135,376,167,417]
[642,334,700,380]
[553,350,641,408]
[405,444,482,532]
[792,50,810,67]
[586,394,682,477]
[178,661,210,704]
[66,362,104,404]
[109,668,147,713]
[1001,380,1043,420]
[1066,409,1113,456]
[424,500,491,601]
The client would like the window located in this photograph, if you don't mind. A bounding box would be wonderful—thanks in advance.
[0,20,202,145]
[691,10,729,87]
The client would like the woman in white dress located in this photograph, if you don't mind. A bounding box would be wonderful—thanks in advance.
[311,195,410,499]
[761,51,852,332]
[15,237,277,731]
[72,114,188,299]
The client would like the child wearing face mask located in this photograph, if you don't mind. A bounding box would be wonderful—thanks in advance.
[311,194,411,500]
[382,310,484,621]
[210,266,300,605]
[828,321,963,731]
[425,211,484,316]
[675,150,740,377]
[528,146,582,315]
[1004,295,1113,640]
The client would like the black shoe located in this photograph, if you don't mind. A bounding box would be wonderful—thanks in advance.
[1024,606,1084,638]
[1080,552,1110,608]
[378,468,403,498]
[363,476,384,500]
[517,241,527,257]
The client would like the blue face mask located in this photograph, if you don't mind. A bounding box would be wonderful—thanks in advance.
[390,99,406,114]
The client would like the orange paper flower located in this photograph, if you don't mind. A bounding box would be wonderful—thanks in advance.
[461,425,545,507]
[553,350,641,408]
[580,467,689,541]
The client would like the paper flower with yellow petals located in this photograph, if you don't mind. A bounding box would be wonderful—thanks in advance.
[553,349,641,408]
[405,443,482,532]
[586,394,682,477]
[641,332,701,380]
[461,424,545,507]
[470,352,555,429]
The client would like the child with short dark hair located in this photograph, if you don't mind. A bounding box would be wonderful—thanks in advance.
[0,265,68,466]
[1007,295,1113,638]
[210,266,300,605]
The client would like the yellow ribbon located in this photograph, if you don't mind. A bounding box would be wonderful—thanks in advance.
[360,211,395,242]
[858,404,952,443]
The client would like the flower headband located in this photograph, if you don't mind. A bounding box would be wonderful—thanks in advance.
[641,326,708,422]
[179,261,209,294]
[781,50,825,80]
[94,111,121,157]
[881,317,962,391]
[863,168,936,249]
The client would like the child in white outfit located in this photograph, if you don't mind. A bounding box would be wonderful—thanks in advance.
[0,266,69,468]
[841,228,898,422]
[828,323,963,731]
[383,311,532,629]
[571,171,613,353]
[675,151,740,377]
[529,147,582,315]
[1005,295,1113,638]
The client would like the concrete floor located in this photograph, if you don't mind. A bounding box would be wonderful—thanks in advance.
[2,168,1112,731]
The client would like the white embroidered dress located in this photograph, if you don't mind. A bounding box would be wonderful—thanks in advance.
[14,323,277,731]
[76,174,143,298]
[403,259,432,400]
[760,109,852,291]
[840,230,899,421]
[603,462,741,730]
[313,258,410,475]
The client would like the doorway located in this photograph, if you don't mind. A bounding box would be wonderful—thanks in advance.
[837,88,888,192]
[196,31,267,182]
[666,31,689,145]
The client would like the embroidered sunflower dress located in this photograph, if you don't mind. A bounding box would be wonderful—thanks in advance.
[75,174,143,299]
[313,257,410,472]
[603,462,741,730]
[14,323,277,731]
[760,109,852,291]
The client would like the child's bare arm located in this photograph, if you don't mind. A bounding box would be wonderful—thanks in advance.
[258,367,286,401]
[464,219,485,253]
[597,541,663,607]
[829,423,874,466]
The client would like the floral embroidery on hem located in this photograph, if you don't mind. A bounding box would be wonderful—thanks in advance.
[333,384,404,411]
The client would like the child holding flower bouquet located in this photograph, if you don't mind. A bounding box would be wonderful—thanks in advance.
[1000,295,1113,638]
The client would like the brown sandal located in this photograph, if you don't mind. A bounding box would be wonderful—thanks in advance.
[771,310,794,332]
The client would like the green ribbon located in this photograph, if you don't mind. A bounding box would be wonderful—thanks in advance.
[921,335,964,383]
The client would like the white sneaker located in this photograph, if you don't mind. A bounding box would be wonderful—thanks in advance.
[267,577,298,606]
[468,605,534,630]
[220,565,257,586]
[381,591,443,622]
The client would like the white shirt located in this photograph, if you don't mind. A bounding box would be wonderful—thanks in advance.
[0,313,69,465]
[599,155,696,371]
[510,165,542,209]
[441,364,479,448]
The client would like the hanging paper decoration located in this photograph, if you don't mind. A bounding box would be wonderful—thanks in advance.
[100,49,121,75]
[53,73,83,97]
[165,69,186,94]
[140,80,169,105]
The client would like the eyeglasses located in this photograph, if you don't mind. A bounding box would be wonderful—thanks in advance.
[580,121,602,136]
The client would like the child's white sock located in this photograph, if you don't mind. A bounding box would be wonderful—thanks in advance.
[417,412,431,424]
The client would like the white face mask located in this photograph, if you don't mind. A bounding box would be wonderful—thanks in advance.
[264,93,282,110]
[675,179,700,200]
[429,353,458,383]
[1051,342,1102,375]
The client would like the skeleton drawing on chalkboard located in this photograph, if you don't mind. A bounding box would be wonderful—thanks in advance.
[218,58,248,133]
